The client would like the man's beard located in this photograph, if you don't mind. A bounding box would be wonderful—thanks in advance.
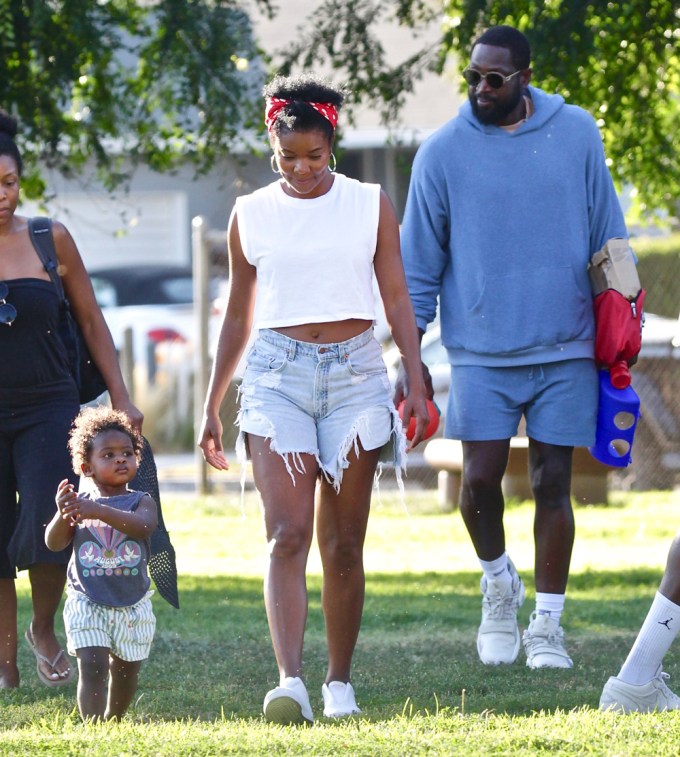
[469,87,523,125]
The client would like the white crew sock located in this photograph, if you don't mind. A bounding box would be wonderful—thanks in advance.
[535,592,565,624]
[618,591,680,686]
[479,552,511,589]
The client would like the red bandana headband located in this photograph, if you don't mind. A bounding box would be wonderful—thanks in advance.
[265,97,339,132]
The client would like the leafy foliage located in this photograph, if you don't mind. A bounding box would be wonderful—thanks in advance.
[277,0,679,222]
[1,0,274,197]
[274,0,444,124]
[4,1,677,220]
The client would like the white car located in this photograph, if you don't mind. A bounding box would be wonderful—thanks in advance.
[90,265,225,383]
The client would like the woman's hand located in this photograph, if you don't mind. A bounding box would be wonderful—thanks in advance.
[393,360,434,407]
[198,410,229,471]
[399,388,430,451]
[110,396,144,434]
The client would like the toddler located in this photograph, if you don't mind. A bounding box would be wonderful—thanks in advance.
[45,406,157,721]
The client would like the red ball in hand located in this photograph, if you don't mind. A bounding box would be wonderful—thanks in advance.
[398,398,441,441]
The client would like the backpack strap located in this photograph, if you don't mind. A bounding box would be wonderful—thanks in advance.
[27,217,66,302]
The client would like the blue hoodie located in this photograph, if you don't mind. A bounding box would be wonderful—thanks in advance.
[400,86,628,366]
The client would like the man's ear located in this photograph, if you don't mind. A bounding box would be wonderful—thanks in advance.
[522,67,533,87]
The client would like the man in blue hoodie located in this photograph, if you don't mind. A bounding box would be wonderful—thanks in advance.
[398,25,628,669]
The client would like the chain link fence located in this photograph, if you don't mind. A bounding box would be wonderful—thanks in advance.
[622,240,680,490]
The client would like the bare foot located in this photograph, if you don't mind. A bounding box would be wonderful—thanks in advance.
[26,625,72,684]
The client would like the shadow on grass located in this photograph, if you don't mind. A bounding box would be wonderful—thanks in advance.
[5,567,672,724]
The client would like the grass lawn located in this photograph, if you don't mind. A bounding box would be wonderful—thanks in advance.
[2,487,680,755]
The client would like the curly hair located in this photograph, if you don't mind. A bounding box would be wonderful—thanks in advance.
[68,406,143,473]
[0,108,23,176]
[263,73,347,142]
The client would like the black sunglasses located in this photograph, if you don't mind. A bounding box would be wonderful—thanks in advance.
[0,282,17,326]
[462,68,523,89]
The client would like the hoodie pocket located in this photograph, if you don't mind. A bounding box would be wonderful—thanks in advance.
[466,266,591,354]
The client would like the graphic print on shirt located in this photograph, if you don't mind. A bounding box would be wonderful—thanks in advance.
[77,519,142,577]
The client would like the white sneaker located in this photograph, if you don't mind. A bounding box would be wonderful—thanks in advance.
[600,667,680,713]
[522,611,573,669]
[263,676,314,725]
[322,681,361,717]
[477,558,525,665]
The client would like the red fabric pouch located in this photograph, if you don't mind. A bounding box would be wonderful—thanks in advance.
[593,288,646,368]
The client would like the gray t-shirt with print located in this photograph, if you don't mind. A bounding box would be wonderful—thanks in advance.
[67,489,151,607]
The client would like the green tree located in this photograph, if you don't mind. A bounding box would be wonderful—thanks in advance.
[0,0,273,197]
[277,0,679,223]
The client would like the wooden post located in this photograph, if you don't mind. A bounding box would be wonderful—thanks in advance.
[121,326,135,404]
[192,216,210,495]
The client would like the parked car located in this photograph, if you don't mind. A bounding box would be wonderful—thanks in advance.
[89,265,225,383]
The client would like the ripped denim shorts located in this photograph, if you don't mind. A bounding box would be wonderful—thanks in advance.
[236,328,406,491]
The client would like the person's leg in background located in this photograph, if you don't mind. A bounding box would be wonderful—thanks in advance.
[460,439,526,665]
[600,533,680,712]
[522,440,574,669]
[521,358,598,670]
[449,365,527,667]
[13,404,76,685]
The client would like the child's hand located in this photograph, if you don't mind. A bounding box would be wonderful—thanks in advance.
[67,497,100,522]
[55,479,82,527]
[55,479,77,514]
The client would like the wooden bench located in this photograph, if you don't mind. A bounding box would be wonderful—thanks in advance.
[423,437,610,510]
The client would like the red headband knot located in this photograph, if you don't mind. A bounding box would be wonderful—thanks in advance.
[265,97,339,132]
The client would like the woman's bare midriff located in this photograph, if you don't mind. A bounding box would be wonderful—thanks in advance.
[273,318,373,344]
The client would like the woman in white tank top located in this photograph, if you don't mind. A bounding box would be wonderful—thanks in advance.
[198,73,428,725]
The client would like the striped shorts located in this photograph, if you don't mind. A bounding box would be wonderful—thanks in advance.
[64,590,156,662]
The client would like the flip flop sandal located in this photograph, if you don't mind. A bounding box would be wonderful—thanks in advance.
[25,629,73,687]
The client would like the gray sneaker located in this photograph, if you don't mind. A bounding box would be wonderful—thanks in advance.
[477,558,525,665]
[522,611,573,669]
[600,667,680,713]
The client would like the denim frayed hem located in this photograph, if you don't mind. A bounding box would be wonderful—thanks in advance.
[235,401,407,508]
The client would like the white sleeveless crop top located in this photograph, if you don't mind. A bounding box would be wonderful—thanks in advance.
[235,173,381,329]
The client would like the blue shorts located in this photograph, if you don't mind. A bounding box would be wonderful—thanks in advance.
[64,590,156,662]
[236,328,405,490]
[444,359,598,446]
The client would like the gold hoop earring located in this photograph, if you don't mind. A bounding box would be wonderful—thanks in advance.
[270,154,280,174]
[329,152,337,173]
